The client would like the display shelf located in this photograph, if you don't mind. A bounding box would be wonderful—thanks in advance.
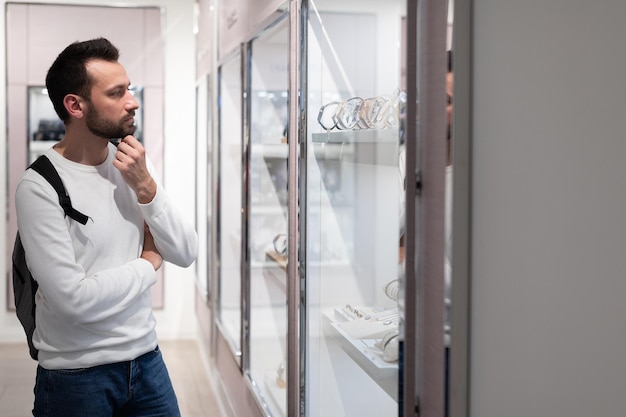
[312,129,400,167]
[312,128,399,144]
[249,205,285,215]
[322,307,399,400]
[28,141,56,163]
[29,141,55,153]
[265,250,287,271]
[264,250,287,293]
[252,143,289,159]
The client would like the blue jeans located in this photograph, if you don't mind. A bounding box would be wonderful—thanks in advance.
[33,346,181,417]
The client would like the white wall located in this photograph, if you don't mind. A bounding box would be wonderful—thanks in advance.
[468,1,626,416]
[0,0,198,342]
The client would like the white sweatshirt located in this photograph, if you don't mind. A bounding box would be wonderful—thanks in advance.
[15,144,198,370]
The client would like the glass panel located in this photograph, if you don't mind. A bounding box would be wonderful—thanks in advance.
[304,1,406,416]
[247,16,290,417]
[218,52,243,357]
[195,75,211,298]
[446,2,454,413]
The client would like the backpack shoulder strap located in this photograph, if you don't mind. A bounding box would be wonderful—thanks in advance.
[29,155,89,225]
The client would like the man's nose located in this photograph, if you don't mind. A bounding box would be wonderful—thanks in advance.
[126,90,140,110]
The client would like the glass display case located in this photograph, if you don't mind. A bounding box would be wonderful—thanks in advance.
[27,85,144,163]
[217,50,244,359]
[208,1,436,416]
[246,14,290,416]
[302,1,407,416]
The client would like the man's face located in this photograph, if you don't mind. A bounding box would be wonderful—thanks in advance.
[83,59,139,139]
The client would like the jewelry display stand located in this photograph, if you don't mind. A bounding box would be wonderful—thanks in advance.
[323,307,399,400]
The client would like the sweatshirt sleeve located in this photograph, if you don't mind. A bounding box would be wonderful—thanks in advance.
[139,182,198,268]
[15,176,157,325]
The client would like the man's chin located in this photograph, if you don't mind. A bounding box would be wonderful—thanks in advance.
[125,126,137,137]
[105,129,136,142]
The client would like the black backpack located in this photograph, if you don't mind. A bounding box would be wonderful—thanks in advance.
[12,155,88,360]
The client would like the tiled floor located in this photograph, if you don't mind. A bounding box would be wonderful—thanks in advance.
[0,339,229,417]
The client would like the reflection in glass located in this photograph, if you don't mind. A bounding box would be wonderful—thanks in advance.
[218,52,243,356]
[304,1,406,416]
[247,15,289,417]
[445,2,455,413]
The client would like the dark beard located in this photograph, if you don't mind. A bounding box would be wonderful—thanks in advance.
[85,105,135,139]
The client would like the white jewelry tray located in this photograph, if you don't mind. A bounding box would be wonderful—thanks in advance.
[323,308,399,400]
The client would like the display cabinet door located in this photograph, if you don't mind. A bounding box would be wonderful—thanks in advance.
[195,74,212,299]
[217,51,244,360]
[246,14,290,416]
[302,1,407,416]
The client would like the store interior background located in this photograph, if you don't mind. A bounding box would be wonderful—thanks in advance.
[3,1,626,417]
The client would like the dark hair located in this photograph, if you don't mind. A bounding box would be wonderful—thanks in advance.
[45,38,120,122]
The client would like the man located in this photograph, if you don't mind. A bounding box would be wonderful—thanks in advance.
[15,37,198,416]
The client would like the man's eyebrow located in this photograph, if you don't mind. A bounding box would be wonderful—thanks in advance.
[105,82,131,92]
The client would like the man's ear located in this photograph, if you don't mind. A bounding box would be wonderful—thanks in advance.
[63,94,86,119]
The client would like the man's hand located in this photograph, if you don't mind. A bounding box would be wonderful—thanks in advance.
[141,223,163,271]
[113,135,157,204]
